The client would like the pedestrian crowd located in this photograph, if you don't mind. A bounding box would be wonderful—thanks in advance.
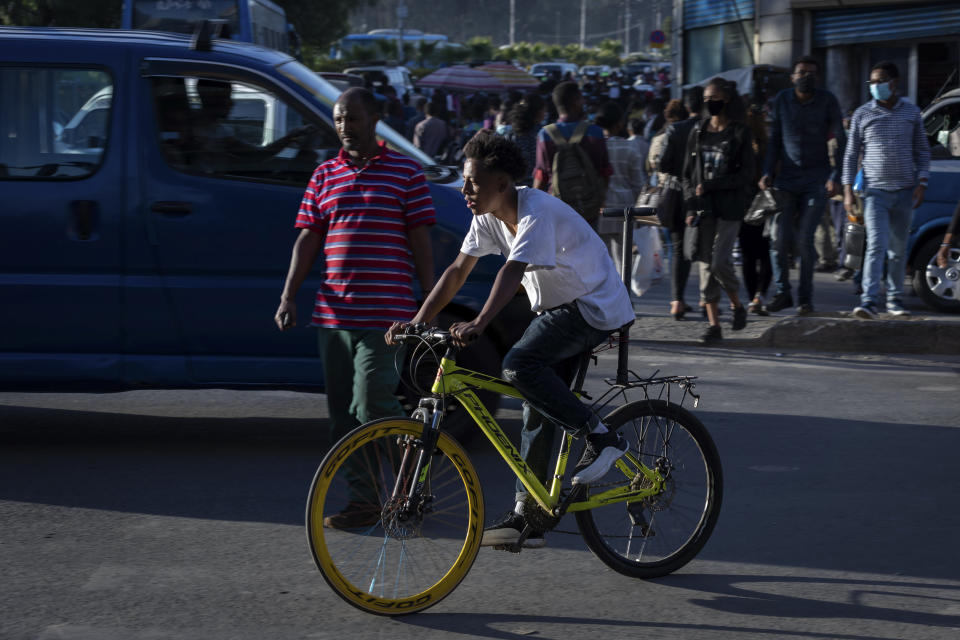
[379,55,934,343]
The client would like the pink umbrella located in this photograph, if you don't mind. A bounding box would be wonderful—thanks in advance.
[417,64,533,93]
[475,63,540,90]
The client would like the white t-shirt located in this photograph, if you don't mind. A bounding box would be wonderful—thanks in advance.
[460,187,635,331]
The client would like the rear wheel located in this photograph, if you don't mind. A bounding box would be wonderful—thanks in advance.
[306,418,484,615]
[575,400,722,579]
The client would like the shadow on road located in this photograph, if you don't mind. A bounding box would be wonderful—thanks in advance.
[1,406,958,583]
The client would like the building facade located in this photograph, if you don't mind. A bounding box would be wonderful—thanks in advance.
[674,0,960,112]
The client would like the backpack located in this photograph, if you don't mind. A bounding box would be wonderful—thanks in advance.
[543,121,604,221]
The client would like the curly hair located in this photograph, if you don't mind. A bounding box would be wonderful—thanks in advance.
[462,130,527,181]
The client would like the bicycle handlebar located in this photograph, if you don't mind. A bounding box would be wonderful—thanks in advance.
[392,323,453,345]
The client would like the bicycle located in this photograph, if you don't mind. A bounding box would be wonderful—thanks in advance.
[304,207,723,615]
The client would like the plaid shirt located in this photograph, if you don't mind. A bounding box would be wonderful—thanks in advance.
[842,98,930,191]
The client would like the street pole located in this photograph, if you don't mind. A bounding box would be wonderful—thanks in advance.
[580,0,586,48]
[396,0,407,64]
[624,0,631,55]
[510,0,516,46]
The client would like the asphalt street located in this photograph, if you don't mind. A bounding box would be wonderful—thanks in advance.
[1,341,958,640]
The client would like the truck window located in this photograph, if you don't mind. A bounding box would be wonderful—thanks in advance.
[0,68,112,179]
[925,102,960,158]
[149,75,340,186]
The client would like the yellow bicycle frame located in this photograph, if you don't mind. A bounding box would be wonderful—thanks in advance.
[430,356,665,515]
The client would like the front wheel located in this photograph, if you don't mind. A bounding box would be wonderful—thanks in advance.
[575,399,722,579]
[306,418,484,615]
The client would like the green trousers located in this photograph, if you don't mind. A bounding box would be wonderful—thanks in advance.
[317,328,405,504]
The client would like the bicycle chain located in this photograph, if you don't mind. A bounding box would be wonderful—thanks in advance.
[529,477,654,536]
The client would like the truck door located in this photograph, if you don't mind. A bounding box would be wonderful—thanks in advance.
[135,60,342,385]
[0,62,124,383]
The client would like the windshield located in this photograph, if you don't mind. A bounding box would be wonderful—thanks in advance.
[131,0,240,34]
[276,60,436,168]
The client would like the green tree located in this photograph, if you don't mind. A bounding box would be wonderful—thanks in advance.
[0,0,120,27]
[466,36,493,62]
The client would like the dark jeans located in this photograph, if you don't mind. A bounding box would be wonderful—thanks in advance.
[770,186,827,304]
[738,222,772,300]
[669,229,692,302]
[501,303,613,501]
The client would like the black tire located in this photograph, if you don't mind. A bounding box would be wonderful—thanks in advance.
[575,399,722,579]
[912,235,960,312]
[395,312,502,444]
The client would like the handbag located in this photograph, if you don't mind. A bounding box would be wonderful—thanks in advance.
[640,175,682,228]
[682,213,701,262]
[843,221,866,270]
[744,188,782,226]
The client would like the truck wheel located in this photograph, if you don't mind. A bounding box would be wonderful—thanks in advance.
[912,236,960,312]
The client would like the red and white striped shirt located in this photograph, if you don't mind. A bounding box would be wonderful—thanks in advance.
[296,143,435,330]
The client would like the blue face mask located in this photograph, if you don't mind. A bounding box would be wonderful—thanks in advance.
[870,81,893,101]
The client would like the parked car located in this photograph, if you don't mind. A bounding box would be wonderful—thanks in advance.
[0,27,532,434]
[316,71,364,92]
[579,64,612,78]
[529,61,578,80]
[342,64,416,98]
[911,90,960,311]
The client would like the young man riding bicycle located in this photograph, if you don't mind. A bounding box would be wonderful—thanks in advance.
[386,130,635,548]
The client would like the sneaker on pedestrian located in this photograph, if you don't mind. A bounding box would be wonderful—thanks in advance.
[701,324,723,344]
[731,305,747,330]
[481,510,546,548]
[814,262,838,272]
[748,296,769,316]
[834,268,854,281]
[852,303,878,319]
[796,303,814,316]
[886,299,911,316]
[766,292,794,313]
[323,501,381,529]
[572,431,629,485]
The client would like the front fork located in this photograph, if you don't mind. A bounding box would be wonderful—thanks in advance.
[390,397,443,513]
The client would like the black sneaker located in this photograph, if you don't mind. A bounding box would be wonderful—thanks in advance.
[834,268,854,282]
[481,510,545,548]
[852,303,878,319]
[731,305,747,330]
[796,303,814,316]
[766,292,794,312]
[572,431,629,485]
[701,324,722,344]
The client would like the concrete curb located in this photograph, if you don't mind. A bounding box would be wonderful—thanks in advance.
[634,314,960,354]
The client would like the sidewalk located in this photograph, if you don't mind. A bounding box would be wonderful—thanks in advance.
[628,265,960,354]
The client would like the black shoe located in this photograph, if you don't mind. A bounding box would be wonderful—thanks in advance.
[731,305,747,330]
[814,263,838,272]
[796,303,814,315]
[572,431,629,485]
[834,268,854,282]
[481,510,545,548]
[701,324,722,344]
[766,292,794,312]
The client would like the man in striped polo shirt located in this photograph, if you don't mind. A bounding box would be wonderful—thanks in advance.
[275,88,435,528]
[842,61,930,319]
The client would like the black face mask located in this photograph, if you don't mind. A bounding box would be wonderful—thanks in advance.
[795,75,816,94]
[706,100,725,116]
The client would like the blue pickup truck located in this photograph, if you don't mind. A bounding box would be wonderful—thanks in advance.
[0,27,531,426]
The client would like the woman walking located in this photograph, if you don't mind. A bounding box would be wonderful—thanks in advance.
[682,78,755,343]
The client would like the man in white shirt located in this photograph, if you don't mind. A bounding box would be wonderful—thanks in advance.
[387,130,635,548]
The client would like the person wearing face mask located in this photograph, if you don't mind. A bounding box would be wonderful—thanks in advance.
[682,77,755,344]
[760,55,846,316]
[843,60,931,319]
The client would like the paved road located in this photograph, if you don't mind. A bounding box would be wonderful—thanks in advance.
[2,343,958,639]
